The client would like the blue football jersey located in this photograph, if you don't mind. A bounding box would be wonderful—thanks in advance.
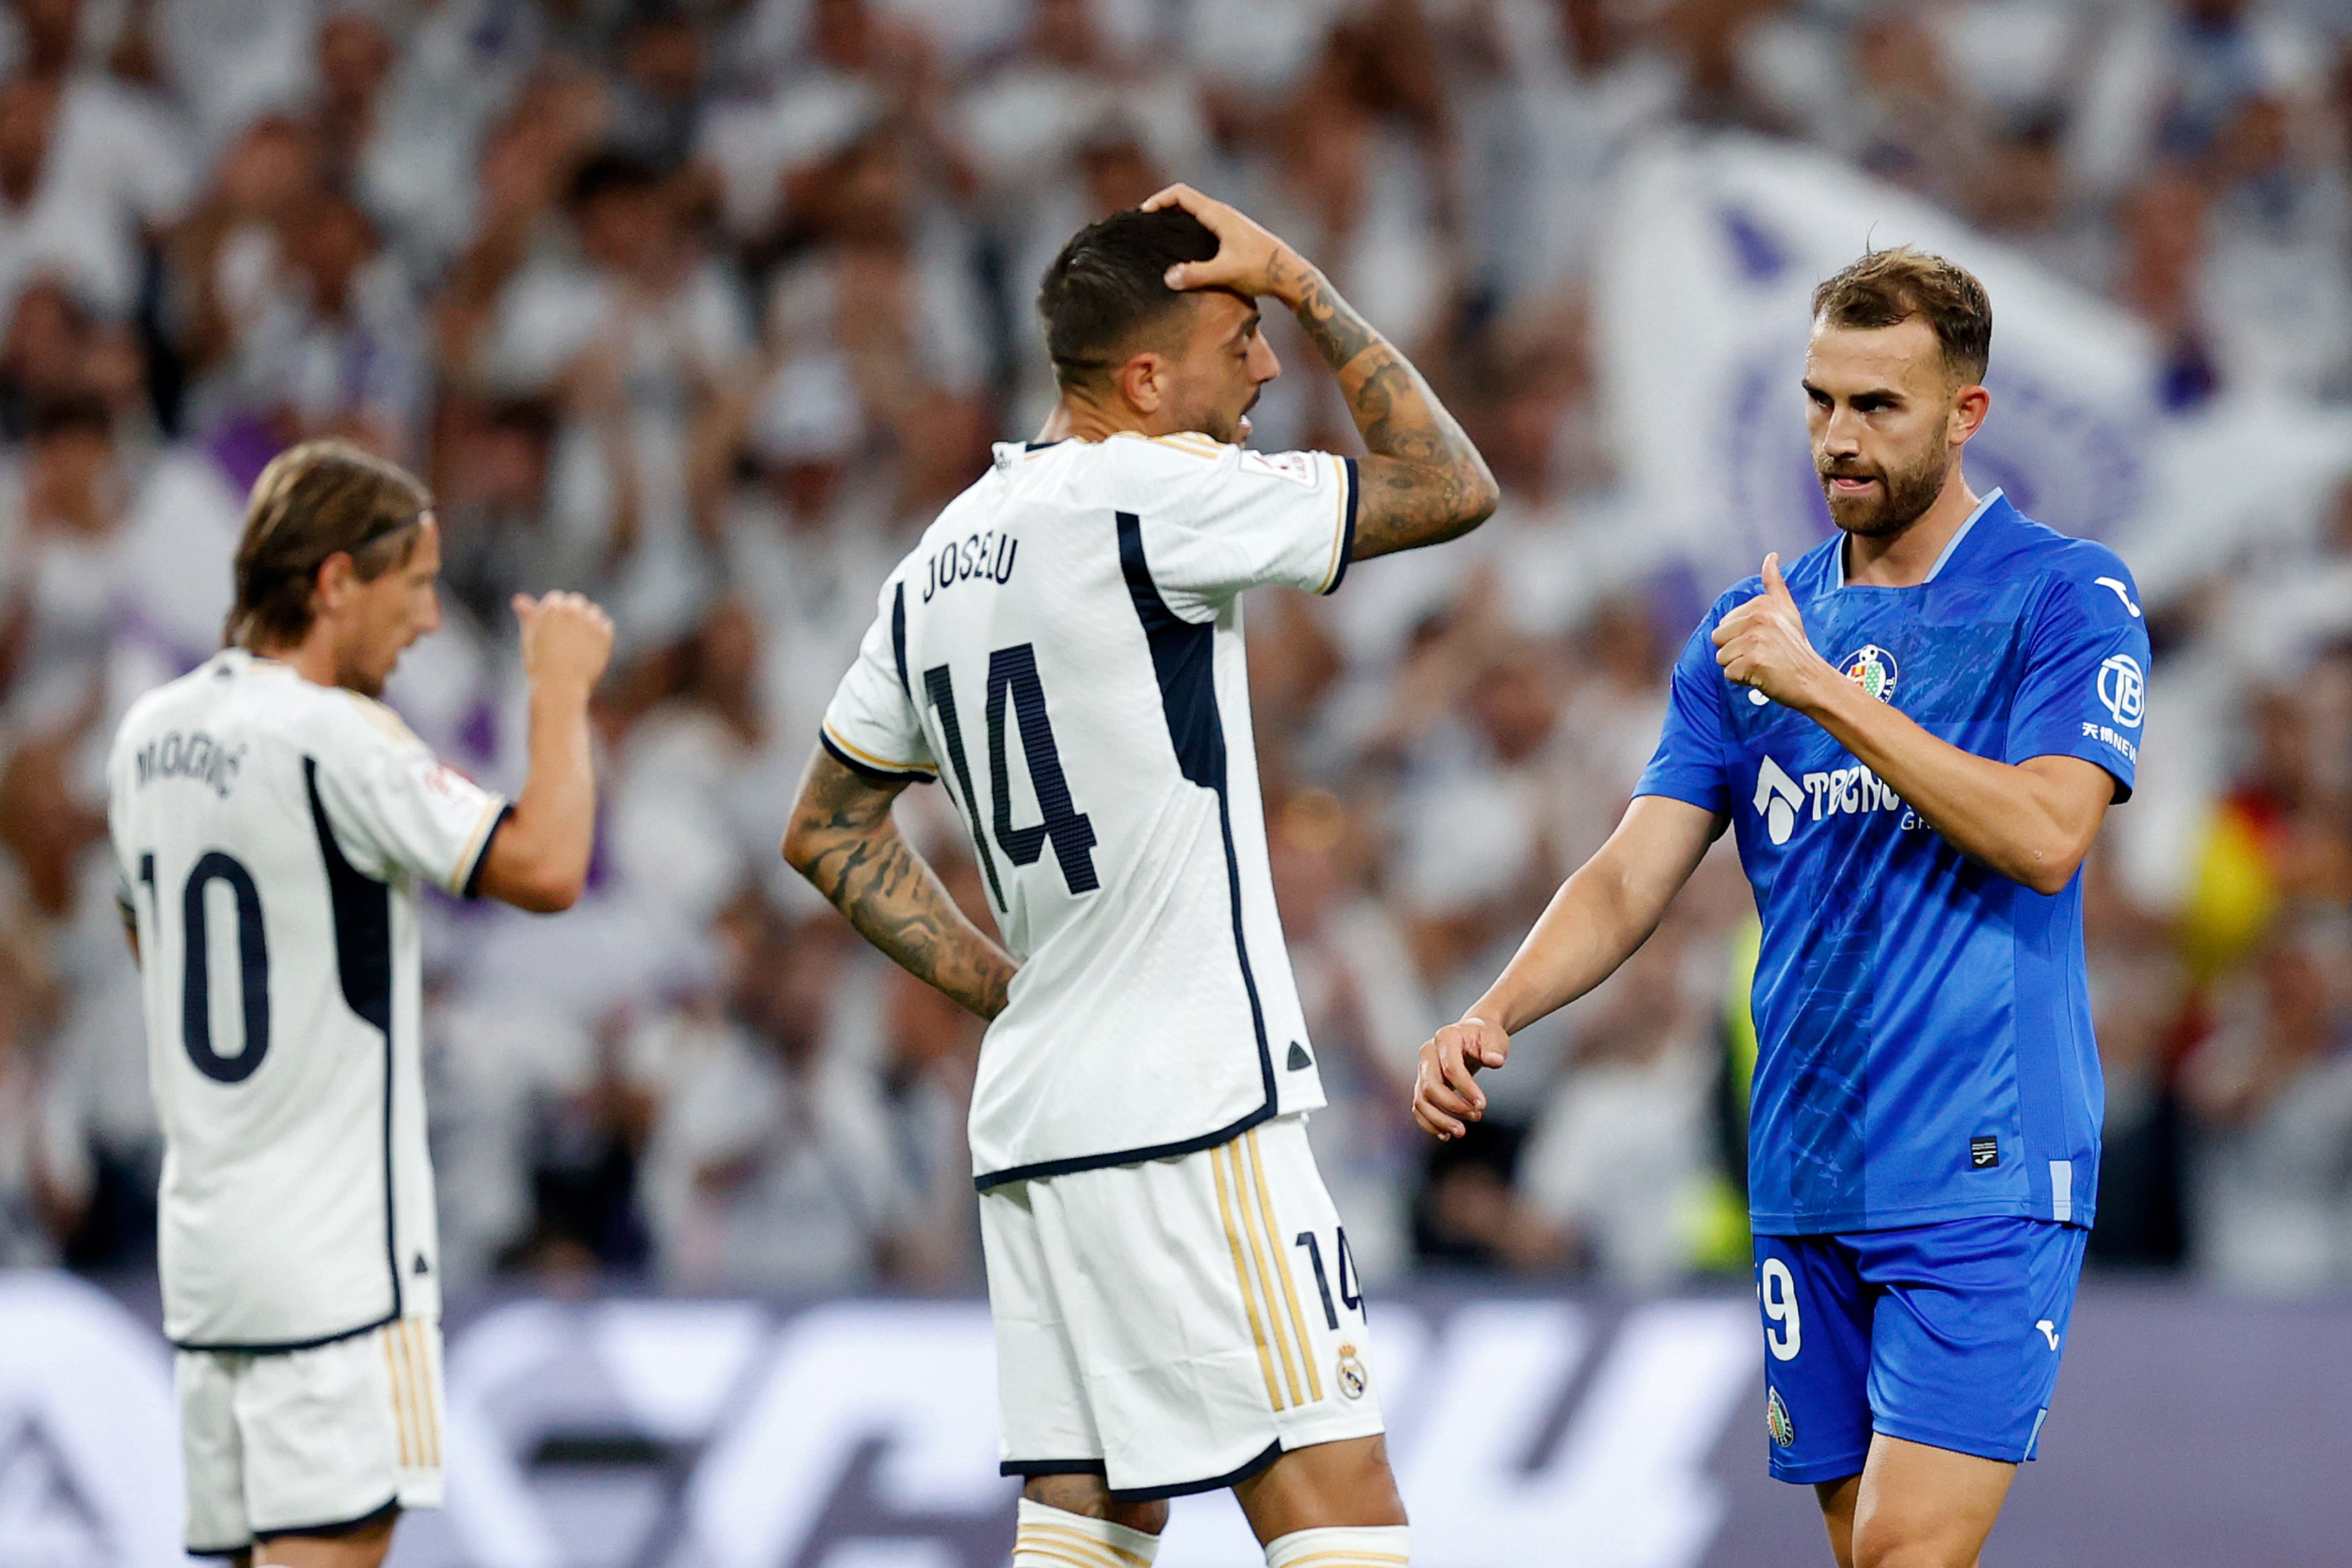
[1636,492,2150,1235]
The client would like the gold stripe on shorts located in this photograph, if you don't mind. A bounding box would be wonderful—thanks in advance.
[1247,1129,1324,1403]
[1015,1522,1153,1568]
[382,1325,416,1468]
[1277,1553,1412,1568]
[1230,1136,1306,1409]
[406,1319,443,1468]
[1213,1139,1286,1411]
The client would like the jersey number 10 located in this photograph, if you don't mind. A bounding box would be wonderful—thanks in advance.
[138,850,272,1084]
[923,644,1100,909]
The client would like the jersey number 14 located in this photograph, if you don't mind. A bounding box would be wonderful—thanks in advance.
[923,643,1100,909]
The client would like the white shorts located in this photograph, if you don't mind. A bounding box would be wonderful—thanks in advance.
[980,1114,1385,1499]
[177,1318,445,1555]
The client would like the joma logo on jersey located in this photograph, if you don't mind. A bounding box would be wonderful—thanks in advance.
[1753,755,1907,845]
[921,529,1019,601]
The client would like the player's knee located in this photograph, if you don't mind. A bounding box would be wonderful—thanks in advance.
[1019,1476,1168,1537]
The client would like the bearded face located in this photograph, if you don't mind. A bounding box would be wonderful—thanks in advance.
[1802,316,1975,546]
[1817,436,1952,538]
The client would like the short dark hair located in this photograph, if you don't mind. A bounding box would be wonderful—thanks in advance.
[1812,247,1992,384]
[226,440,431,651]
[1037,207,1220,391]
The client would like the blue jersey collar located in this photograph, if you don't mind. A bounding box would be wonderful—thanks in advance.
[1834,487,2005,589]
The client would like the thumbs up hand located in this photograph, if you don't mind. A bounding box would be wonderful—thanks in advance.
[1713,554,1835,710]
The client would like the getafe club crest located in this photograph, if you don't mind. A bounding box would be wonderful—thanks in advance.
[1337,1342,1368,1400]
[1839,644,1898,703]
[1766,1385,1797,1448]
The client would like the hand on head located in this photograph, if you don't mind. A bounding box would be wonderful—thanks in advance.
[1140,184,1306,304]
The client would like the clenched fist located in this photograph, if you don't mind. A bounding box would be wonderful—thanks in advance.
[1712,554,1833,710]
[513,591,615,701]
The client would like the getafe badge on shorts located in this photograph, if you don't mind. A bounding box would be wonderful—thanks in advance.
[1337,1342,1368,1400]
[1766,1385,1797,1449]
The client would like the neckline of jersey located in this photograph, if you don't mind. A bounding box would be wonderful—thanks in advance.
[1833,487,2004,592]
[217,647,296,675]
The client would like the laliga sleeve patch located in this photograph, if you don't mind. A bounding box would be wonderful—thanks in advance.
[1236,449,1322,488]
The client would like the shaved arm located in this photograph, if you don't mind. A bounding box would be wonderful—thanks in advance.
[1414,796,1723,1139]
[782,747,1018,1020]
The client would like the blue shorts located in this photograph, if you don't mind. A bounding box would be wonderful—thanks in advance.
[1752,1217,2086,1484]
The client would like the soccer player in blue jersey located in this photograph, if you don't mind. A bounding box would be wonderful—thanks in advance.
[1411,247,2149,1568]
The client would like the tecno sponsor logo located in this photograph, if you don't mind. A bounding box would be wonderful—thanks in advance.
[1752,756,1908,845]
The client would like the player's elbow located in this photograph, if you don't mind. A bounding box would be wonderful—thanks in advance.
[500,863,586,913]
[1457,459,1501,532]
[2012,842,2088,897]
[517,871,587,913]
[480,831,589,912]
[781,817,838,884]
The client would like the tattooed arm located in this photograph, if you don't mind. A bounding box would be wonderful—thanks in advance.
[782,746,1018,1020]
[1147,184,1500,560]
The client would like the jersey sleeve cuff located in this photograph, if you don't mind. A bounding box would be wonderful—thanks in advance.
[1631,772,1729,815]
[820,726,937,784]
[458,802,514,899]
[1320,455,1360,596]
[2017,743,2136,804]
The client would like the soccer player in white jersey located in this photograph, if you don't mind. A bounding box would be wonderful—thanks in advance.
[784,187,1498,1568]
[106,441,612,1568]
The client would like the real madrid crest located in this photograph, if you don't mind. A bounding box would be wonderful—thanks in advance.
[1336,1341,1368,1400]
[1838,644,1899,704]
[1766,1385,1797,1448]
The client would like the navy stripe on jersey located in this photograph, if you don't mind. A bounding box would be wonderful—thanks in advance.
[890,580,910,696]
[968,512,1280,1193]
[461,805,514,899]
[304,758,400,1324]
[1323,457,1361,596]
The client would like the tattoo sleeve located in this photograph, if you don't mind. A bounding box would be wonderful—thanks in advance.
[1281,260,1499,560]
[783,748,1018,1020]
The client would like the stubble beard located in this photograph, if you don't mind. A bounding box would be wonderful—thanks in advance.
[1819,445,1952,540]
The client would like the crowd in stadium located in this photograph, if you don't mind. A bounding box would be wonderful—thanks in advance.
[0,0,2345,1299]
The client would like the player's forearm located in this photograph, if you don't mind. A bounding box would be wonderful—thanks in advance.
[1272,260,1498,556]
[1798,679,2093,895]
[783,751,1017,1020]
[497,680,598,910]
[1468,800,1714,1033]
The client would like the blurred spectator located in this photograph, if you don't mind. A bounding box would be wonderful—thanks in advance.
[2184,914,2352,1291]
[0,0,2334,1304]
[642,907,915,1292]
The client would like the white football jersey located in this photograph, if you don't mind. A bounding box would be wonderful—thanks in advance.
[822,432,1358,1187]
[107,649,509,1349]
